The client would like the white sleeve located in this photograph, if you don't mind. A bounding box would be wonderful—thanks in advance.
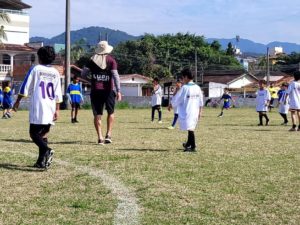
[171,87,184,108]
[199,89,204,107]
[266,90,271,101]
[54,73,63,103]
[19,66,35,97]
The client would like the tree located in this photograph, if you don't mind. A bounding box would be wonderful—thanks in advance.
[0,12,10,43]
[210,40,221,51]
[226,42,235,56]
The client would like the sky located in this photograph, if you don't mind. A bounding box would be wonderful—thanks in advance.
[24,0,300,44]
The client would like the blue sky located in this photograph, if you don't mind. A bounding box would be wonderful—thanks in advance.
[25,0,300,44]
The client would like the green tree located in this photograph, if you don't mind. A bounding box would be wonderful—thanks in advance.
[226,42,235,56]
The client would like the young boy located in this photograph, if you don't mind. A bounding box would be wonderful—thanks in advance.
[256,80,271,126]
[151,77,163,123]
[2,81,13,119]
[167,79,182,129]
[218,88,234,117]
[277,83,289,125]
[285,71,300,131]
[67,75,83,123]
[171,68,203,152]
[13,46,62,169]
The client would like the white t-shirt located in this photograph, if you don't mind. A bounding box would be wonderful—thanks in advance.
[151,84,162,106]
[278,90,289,114]
[19,65,63,125]
[171,82,203,131]
[256,89,271,112]
[286,81,300,110]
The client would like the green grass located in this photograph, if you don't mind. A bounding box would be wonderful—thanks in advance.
[0,108,299,225]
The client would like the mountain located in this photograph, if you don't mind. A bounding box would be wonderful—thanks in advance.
[30,27,300,54]
[30,26,140,46]
[206,38,300,54]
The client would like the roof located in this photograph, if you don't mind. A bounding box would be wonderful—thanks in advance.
[119,74,151,82]
[0,44,36,53]
[203,71,257,85]
[0,0,31,10]
[254,70,290,79]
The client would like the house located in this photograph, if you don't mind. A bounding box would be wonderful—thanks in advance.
[119,74,152,96]
[0,0,36,83]
[202,70,258,98]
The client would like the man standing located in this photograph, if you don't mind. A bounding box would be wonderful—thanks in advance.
[81,41,121,145]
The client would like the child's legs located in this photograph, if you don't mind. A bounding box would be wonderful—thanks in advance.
[187,130,196,148]
[157,105,162,121]
[30,124,51,161]
[296,111,300,125]
[151,106,155,121]
[290,111,297,125]
[171,113,178,127]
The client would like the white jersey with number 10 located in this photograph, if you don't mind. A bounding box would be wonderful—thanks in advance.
[19,65,63,125]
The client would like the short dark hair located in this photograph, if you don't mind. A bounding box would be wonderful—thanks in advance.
[153,77,159,83]
[37,46,56,65]
[293,71,300,81]
[258,79,266,85]
[73,75,79,80]
[181,68,194,80]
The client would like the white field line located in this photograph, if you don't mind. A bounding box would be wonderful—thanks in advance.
[0,150,140,225]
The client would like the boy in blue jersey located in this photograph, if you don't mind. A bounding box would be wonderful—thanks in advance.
[2,81,13,119]
[218,89,234,117]
[67,75,83,123]
[277,83,289,125]
[13,46,62,169]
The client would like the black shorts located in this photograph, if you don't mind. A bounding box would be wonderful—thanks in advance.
[29,124,51,137]
[71,102,80,109]
[91,90,116,116]
[2,102,12,110]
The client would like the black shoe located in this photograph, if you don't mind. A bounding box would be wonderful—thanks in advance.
[33,161,46,169]
[105,135,112,144]
[98,139,105,145]
[45,149,54,169]
[71,118,75,123]
[257,123,263,126]
[182,142,190,148]
[74,119,79,123]
[184,146,197,152]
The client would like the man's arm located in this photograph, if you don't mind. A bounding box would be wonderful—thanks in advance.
[12,95,24,111]
[111,69,122,101]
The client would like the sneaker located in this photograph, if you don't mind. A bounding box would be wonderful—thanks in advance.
[71,118,75,123]
[167,126,175,130]
[2,115,8,119]
[98,139,105,145]
[158,120,163,124]
[281,122,288,126]
[45,149,54,169]
[104,135,112,144]
[33,161,46,169]
[257,123,263,126]
[183,146,197,152]
[74,119,79,123]
[5,112,11,118]
[289,127,298,132]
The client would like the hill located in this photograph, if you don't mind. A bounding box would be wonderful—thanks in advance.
[206,38,300,54]
[30,26,140,46]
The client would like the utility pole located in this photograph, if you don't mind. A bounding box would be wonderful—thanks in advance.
[266,47,270,86]
[64,0,71,109]
[195,49,198,83]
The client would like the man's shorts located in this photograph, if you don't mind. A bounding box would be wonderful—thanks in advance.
[90,90,116,116]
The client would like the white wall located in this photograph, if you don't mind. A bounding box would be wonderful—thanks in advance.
[1,13,30,45]
[121,84,140,96]
[228,76,254,89]
[208,82,227,98]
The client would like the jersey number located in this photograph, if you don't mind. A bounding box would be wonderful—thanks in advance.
[39,81,55,100]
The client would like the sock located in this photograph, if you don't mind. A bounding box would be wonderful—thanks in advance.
[259,115,263,125]
[188,131,196,148]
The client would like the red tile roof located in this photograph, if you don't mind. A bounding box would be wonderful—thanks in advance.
[0,44,36,52]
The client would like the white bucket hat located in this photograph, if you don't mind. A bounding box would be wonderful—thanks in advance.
[94,41,113,54]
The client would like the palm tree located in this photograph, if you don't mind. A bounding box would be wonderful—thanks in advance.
[0,11,11,43]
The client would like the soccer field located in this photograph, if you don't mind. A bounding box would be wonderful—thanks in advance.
[0,108,299,225]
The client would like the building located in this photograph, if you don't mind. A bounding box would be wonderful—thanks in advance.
[0,0,36,83]
[119,74,152,96]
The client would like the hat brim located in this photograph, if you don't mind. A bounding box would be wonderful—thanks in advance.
[95,45,113,54]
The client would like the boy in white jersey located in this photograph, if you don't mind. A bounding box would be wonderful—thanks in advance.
[285,71,300,131]
[151,77,163,123]
[13,46,63,169]
[171,68,203,152]
[256,80,271,126]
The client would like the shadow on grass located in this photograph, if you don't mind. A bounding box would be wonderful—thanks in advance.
[131,127,168,130]
[2,138,31,143]
[0,163,44,172]
[117,148,169,152]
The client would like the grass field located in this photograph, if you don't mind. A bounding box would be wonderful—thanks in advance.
[0,107,299,225]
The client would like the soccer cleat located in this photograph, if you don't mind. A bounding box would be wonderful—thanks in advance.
[98,139,105,145]
[281,122,288,126]
[257,123,263,126]
[71,118,75,123]
[74,119,79,123]
[45,149,54,169]
[5,112,11,118]
[158,120,163,124]
[2,114,8,119]
[167,126,175,130]
[104,135,112,144]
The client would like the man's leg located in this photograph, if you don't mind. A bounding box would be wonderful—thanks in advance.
[94,115,104,144]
